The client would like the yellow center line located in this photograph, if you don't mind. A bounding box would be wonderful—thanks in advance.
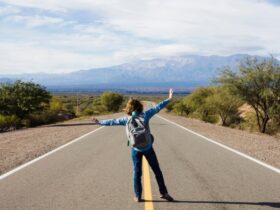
[143,157,154,210]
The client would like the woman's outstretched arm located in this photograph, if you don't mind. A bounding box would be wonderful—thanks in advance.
[92,117,128,126]
[144,88,173,120]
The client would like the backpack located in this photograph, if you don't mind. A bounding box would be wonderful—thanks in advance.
[126,116,152,149]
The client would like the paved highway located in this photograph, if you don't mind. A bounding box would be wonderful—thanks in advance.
[0,115,279,210]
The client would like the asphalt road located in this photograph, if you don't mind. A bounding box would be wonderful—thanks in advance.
[0,115,280,210]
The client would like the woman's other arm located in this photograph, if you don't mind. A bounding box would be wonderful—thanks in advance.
[92,117,128,126]
[144,88,173,120]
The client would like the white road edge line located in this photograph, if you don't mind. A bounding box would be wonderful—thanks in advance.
[157,115,280,174]
[0,126,105,181]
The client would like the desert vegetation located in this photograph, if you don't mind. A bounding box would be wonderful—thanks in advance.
[1,56,279,137]
[0,81,52,131]
[0,80,170,132]
[168,56,280,135]
[0,81,125,132]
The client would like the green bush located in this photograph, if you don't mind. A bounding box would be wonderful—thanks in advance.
[166,100,180,112]
[27,110,58,127]
[0,115,21,132]
[0,80,51,119]
[83,108,94,116]
[206,87,243,126]
[50,96,63,112]
[100,92,124,112]
[173,101,192,116]
[216,56,280,133]
[89,97,106,115]
[271,104,280,127]
[21,119,30,127]
[1,115,9,129]
[238,112,259,132]
[201,114,219,123]
[183,87,216,122]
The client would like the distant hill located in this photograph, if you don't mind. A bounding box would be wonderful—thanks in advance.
[0,78,13,84]
[0,54,272,90]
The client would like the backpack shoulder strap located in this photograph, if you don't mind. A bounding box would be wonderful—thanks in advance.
[133,116,145,128]
[126,116,132,147]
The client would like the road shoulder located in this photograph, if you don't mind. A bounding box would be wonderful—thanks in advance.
[159,112,280,169]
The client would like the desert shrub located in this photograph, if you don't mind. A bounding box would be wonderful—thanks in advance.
[27,110,58,126]
[0,80,51,119]
[238,112,259,132]
[206,87,243,126]
[216,56,280,133]
[63,103,75,113]
[165,100,179,112]
[83,108,94,116]
[89,97,106,115]
[173,101,192,116]
[204,114,220,123]
[100,92,124,112]
[21,119,30,127]
[50,96,63,113]
[0,114,21,131]
[271,104,280,125]
[183,87,217,122]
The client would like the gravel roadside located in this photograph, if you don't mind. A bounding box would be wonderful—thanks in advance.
[0,112,125,175]
[160,112,280,169]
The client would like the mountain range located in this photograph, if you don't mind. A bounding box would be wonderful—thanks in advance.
[0,54,271,91]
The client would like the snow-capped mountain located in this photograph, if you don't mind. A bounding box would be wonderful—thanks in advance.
[0,54,269,89]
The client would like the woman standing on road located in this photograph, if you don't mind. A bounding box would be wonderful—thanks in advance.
[92,89,174,202]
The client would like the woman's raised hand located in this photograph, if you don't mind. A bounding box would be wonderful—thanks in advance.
[168,88,174,100]
[91,117,100,124]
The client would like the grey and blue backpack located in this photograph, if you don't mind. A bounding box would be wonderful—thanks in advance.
[126,116,152,149]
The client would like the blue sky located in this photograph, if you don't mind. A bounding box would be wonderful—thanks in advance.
[268,0,280,5]
[0,0,280,74]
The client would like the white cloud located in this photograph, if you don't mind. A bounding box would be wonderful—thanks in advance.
[3,15,66,27]
[0,5,20,16]
[0,0,280,73]
[113,44,197,61]
[0,42,115,74]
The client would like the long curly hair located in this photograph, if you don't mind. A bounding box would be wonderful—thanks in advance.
[124,98,143,116]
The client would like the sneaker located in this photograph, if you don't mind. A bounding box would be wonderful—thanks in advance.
[160,193,174,201]
[134,197,142,202]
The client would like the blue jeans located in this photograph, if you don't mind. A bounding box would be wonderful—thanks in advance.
[131,147,168,198]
